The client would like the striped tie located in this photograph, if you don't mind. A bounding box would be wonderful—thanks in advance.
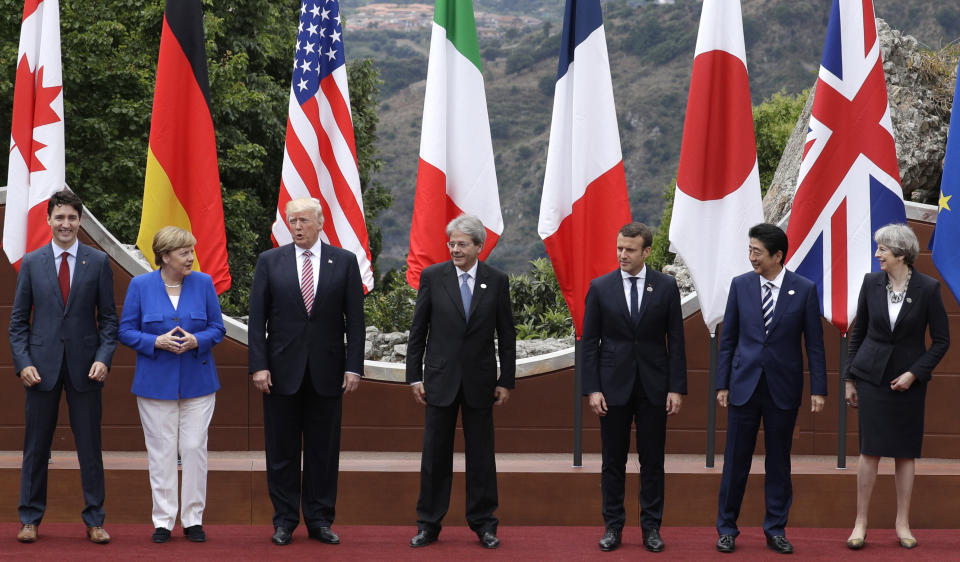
[762,281,774,335]
[301,250,315,315]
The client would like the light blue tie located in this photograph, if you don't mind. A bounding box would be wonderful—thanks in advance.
[460,273,472,321]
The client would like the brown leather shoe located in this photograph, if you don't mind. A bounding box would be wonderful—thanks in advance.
[17,524,38,543]
[87,526,111,544]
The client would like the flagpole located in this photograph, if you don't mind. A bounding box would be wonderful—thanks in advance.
[837,334,848,469]
[573,337,583,468]
[706,331,718,468]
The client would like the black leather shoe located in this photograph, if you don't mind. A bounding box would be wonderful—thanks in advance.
[271,527,293,546]
[716,534,736,553]
[643,528,665,552]
[409,529,438,547]
[308,526,340,544]
[183,525,206,543]
[766,535,794,554]
[479,531,500,549]
[598,528,622,552]
[152,527,171,543]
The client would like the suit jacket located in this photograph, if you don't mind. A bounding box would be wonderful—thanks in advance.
[844,269,949,385]
[581,268,687,406]
[717,269,827,410]
[248,242,365,396]
[9,242,118,392]
[406,261,516,409]
[118,270,225,400]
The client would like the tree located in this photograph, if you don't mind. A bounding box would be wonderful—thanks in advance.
[1,1,387,317]
[752,89,809,193]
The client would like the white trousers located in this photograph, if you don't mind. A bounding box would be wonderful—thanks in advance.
[137,393,216,530]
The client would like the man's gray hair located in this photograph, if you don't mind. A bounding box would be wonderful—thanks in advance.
[874,223,919,266]
[285,197,323,220]
[446,214,486,247]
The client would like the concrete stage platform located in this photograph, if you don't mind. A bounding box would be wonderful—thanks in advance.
[1,451,958,528]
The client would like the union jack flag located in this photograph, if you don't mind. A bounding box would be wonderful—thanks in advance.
[785,0,905,334]
[272,0,374,292]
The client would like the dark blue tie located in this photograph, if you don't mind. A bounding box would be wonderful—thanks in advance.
[629,276,639,323]
[762,281,774,335]
[460,273,472,321]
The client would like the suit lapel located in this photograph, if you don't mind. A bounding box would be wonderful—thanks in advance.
[468,262,488,322]
[284,245,309,317]
[439,262,466,322]
[39,245,66,313]
[312,243,334,316]
[892,270,917,332]
[767,271,792,334]
[634,271,654,326]
[64,244,91,315]
[612,272,632,327]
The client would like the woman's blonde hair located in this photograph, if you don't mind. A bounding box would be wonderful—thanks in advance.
[152,226,197,266]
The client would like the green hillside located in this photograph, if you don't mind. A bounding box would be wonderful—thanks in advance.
[351,0,960,274]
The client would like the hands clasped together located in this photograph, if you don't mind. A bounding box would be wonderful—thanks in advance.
[154,326,198,355]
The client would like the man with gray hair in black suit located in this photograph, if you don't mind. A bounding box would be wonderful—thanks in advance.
[406,213,516,550]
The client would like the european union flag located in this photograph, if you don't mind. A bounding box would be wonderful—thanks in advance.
[932,58,960,304]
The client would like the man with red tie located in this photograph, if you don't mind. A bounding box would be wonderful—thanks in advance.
[10,189,118,544]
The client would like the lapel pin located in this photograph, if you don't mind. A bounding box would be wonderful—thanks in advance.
[327,259,333,264]
[788,289,795,295]
[480,283,487,289]
[646,286,653,292]
[82,260,86,265]
[906,297,912,303]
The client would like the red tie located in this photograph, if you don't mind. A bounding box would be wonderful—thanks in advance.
[58,253,70,305]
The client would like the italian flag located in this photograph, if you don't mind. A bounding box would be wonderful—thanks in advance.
[406,0,502,288]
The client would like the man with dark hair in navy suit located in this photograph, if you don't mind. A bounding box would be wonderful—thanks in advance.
[714,223,827,555]
[582,221,687,553]
[10,189,118,544]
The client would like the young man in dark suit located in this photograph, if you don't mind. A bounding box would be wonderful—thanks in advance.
[248,197,365,546]
[406,214,516,550]
[714,223,827,554]
[10,189,118,544]
[581,221,687,553]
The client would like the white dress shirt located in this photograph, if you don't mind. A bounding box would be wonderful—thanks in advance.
[295,240,323,288]
[51,239,78,286]
[456,261,479,294]
[759,265,787,311]
[621,265,647,313]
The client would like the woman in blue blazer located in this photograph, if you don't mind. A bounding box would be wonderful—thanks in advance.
[843,224,949,550]
[119,226,225,543]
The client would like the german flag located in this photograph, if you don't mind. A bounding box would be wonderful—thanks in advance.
[137,0,230,293]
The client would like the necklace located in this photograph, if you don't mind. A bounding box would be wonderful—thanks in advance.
[886,268,911,303]
[161,274,182,289]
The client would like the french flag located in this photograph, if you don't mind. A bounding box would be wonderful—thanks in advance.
[668,0,763,333]
[538,0,631,336]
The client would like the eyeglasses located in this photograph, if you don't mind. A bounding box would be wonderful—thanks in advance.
[447,241,474,250]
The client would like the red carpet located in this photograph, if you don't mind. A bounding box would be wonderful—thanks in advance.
[1,524,957,560]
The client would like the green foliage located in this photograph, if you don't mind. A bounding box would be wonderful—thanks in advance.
[362,258,572,338]
[614,2,699,65]
[509,258,573,339]
[752,89,809,193]
[364,268,417,333]
[646,179,677,272]
[0,1,388,318]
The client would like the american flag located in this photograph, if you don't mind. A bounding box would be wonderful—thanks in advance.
[272,0,374,292]
[785,0,905,334]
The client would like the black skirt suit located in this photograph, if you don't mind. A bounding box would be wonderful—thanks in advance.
[844,269,949,458]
